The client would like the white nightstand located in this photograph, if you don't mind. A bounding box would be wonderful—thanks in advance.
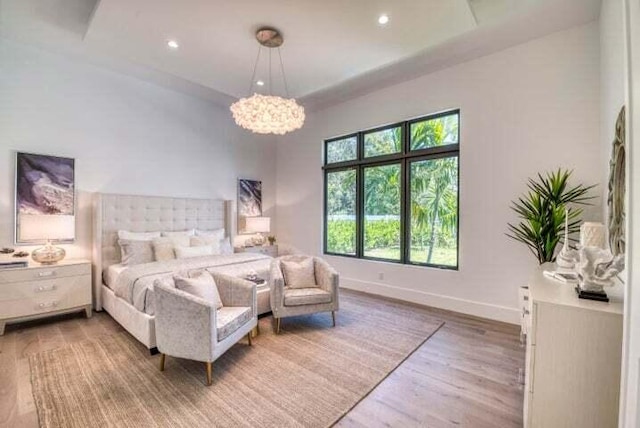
[0,259,92,335]
[235,245,278,257]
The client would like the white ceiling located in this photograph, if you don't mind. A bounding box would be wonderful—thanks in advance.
[1,0,601,109]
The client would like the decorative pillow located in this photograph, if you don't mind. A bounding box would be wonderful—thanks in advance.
[152,237,176,262]
[175,245,214,259]
[118,230,161,241]
[195,228,225,241]
[280,257,316,289]
[161,230,194,247]
[119,239,154,266]
[190,236,222,255]
[173,271,223,310]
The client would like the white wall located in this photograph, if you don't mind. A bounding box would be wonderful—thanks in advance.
[0,38,276,259]
[276,22,604,324]
[601,0,627,217]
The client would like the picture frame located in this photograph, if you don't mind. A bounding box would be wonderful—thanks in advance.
[15,152,76,244]
[237,179,262,234]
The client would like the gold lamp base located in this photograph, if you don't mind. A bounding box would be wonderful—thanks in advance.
[31,241,66,264]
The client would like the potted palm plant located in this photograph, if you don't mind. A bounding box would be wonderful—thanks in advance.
[507,169,595,264]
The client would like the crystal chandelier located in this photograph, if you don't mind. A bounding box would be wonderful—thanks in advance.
[230,27,305,135]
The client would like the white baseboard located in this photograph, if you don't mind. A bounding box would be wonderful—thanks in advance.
[341,277,520,325]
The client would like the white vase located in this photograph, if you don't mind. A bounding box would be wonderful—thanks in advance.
[580,222,606,249]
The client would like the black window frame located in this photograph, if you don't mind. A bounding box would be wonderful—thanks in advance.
[323,109,460,270]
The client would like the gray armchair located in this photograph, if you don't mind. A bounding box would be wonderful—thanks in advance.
[154,272,257,385]
[270,255,339,334]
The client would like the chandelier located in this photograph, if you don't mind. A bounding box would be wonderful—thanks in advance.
[230,27,305,135]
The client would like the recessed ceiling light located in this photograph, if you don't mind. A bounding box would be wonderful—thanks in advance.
[256,80,265,86]
[167,40,179,49]
[378,14,389,25]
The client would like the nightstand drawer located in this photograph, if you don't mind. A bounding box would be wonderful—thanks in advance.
[0,275,91,318]
[0,263,90,284]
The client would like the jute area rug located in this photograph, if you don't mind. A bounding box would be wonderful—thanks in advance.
[30,291,444,427]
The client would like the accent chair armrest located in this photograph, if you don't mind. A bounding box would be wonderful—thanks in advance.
[153,281,216,361]
[314,257,339,293]
[209,272,257,316]
[269,259,286,312]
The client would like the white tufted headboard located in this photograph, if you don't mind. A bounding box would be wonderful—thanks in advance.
[92,192,235,310]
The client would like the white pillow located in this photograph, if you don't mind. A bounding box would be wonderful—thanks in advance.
[281,257,316,289]
[195,228,225,241]
[190,236,222,255]
[162,229,195,238]
[175,245,214,259]
[118,230,161,241]
[173,271,223,309]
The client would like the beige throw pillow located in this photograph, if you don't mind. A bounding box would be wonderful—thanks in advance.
[281,257,316,289]
[118,239,154,266]
[174,271,223,310]
[152,237,176,262]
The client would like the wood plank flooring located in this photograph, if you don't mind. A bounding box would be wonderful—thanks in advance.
[0,290,524,427]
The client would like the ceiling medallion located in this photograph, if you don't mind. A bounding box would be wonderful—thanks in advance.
[230,27,305,135]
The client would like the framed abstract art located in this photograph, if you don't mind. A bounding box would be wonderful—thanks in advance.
[15,152,76,243]
[237,179,262,234]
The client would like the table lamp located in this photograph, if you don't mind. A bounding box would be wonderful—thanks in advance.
[19,214,75,264]
[245,216,270,246]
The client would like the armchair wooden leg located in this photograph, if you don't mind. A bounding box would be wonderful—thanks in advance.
[332,311,336,327]
[276,317,281,334]
[205,362,213,386]
[159,353,166,371]
[247,332,252,346]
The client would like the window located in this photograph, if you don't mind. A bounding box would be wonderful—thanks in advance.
[323,110,459,269]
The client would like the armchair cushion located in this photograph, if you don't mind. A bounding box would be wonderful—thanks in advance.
[174,271,223,310]
[217,307,252,341]
[284,287,332,307]
[281,256,316,289]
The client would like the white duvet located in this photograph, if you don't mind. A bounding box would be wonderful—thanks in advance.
[109,253,272,315]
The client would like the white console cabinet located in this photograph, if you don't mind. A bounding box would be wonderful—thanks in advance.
[523,266,623,428]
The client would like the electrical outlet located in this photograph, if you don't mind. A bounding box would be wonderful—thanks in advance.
[378,272,384,281]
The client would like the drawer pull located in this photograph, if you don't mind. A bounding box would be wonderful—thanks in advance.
[37,301,59,310]
[523,295,529,301]
[36,284,57,292]
[37,271,56,278]
[523,309,530,316]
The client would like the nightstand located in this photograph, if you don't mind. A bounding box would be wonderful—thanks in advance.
[235,245,278,257]
[0,259,92,335]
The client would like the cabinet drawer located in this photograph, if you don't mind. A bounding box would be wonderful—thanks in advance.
[0,274,91,319]
[0,263,90,284]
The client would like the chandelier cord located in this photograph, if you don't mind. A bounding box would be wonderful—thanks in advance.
[269,48,273,96]
[277,47,290,98]
[248,46,262,94]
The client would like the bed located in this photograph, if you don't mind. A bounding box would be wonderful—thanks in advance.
[92,193,273,351]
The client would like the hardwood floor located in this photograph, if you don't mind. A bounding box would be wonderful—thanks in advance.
[0,291,524,428]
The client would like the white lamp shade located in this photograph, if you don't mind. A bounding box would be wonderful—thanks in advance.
[19,214,75,241]
[245,216,270,233]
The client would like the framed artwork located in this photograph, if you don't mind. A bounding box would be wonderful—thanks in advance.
[238,179,262,234]
[607,106,626,257]
[15,152,76,243]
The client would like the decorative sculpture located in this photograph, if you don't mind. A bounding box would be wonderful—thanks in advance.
[575,247,624,295]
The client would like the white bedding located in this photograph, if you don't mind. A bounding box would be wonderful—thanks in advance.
[109,253,272,315]
[104,264,128,288]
